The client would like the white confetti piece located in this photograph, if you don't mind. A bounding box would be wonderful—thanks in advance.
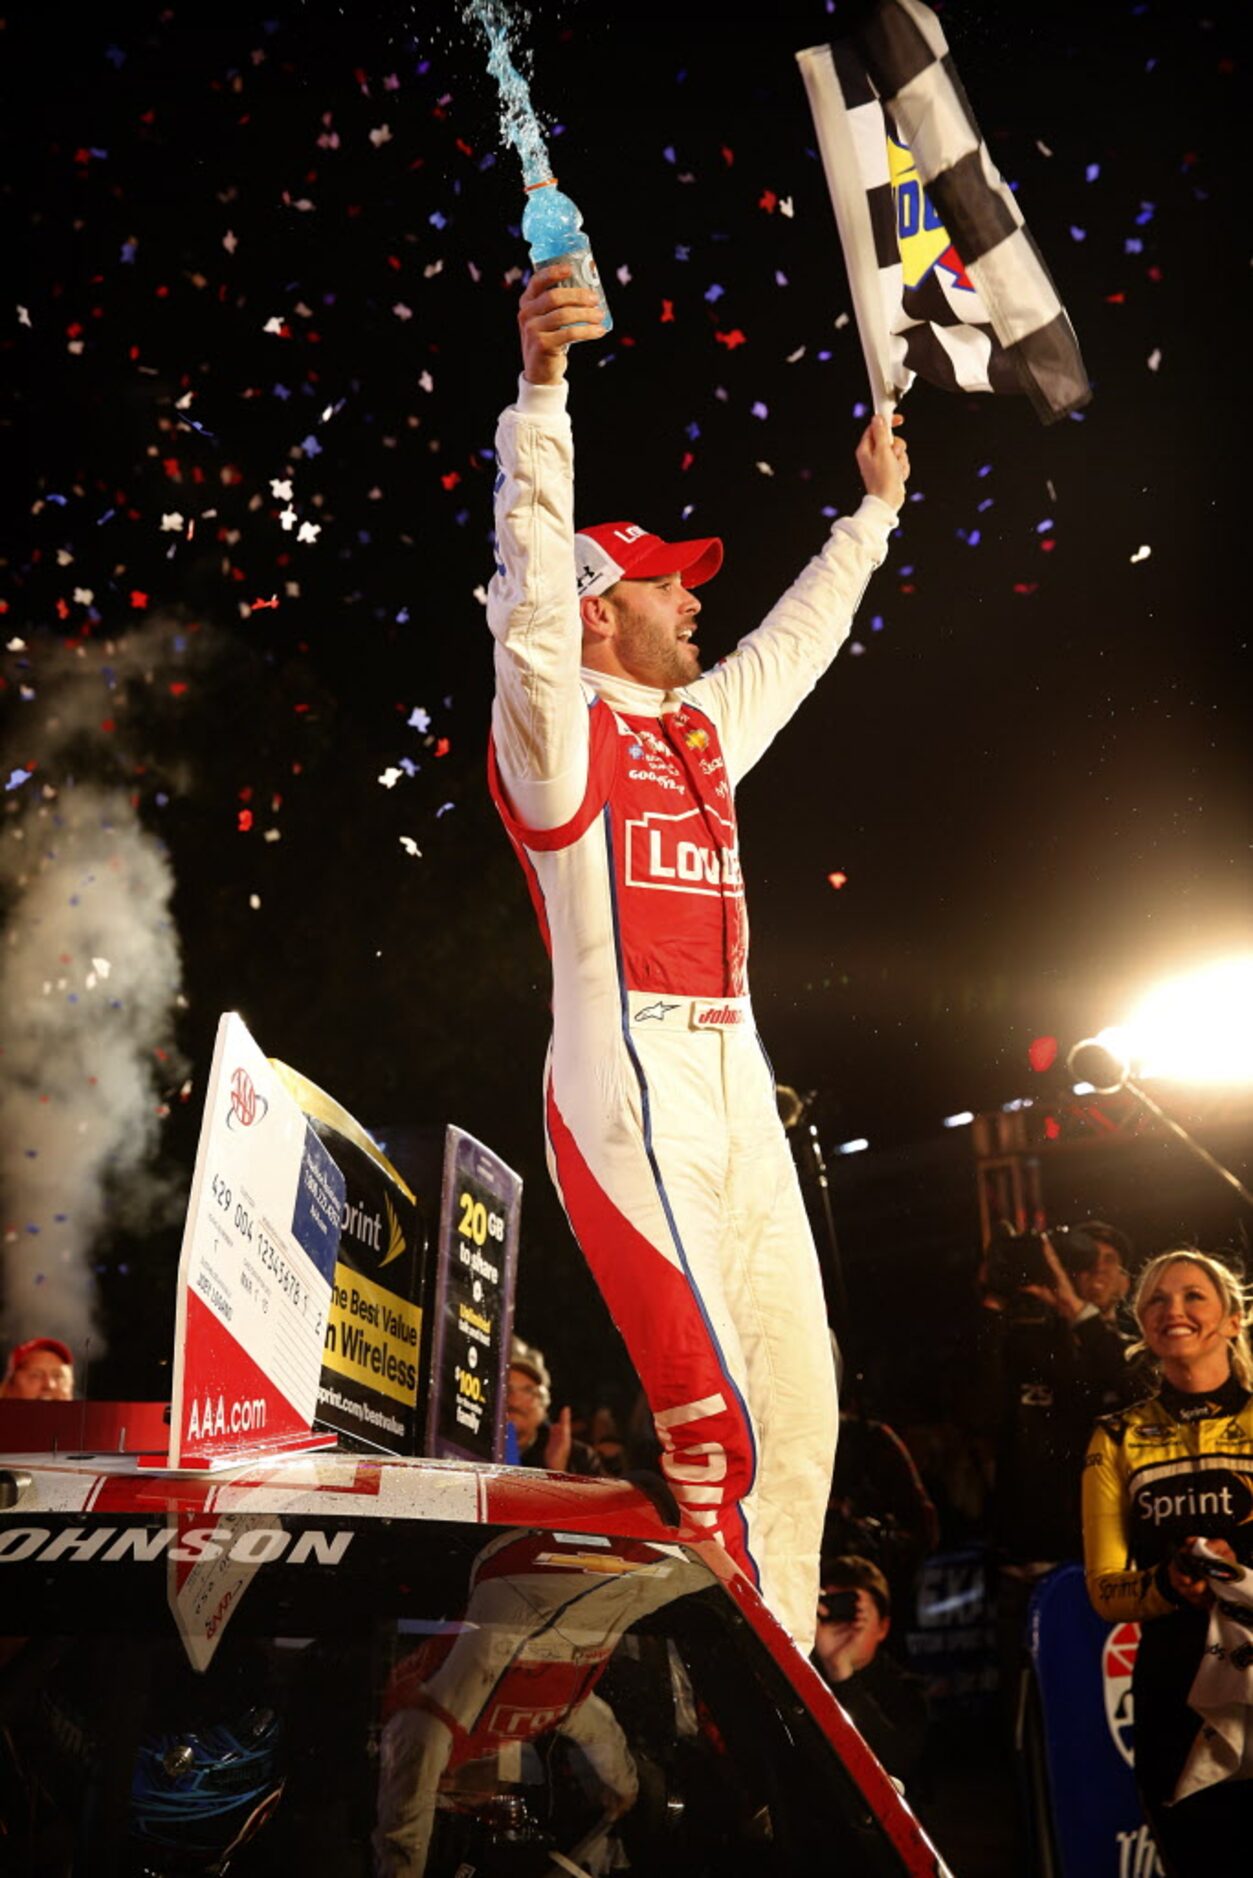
[378,767,403,789]
[1147,348,1162,371]
[223,229,238,253]
[1129,544,1152,564]
[160,512,185,531]
[369,123,393,147]
[17,305,32,327]
[399,836,422,858]
[263,316,287,335]
[296,521,321,544]
[270,478,293,500]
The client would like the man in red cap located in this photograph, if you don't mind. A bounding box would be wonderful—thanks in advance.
[487,265,908,1652]
[1,1337,74,1400]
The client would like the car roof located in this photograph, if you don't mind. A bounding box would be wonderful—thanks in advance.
[0,1448,684,1543]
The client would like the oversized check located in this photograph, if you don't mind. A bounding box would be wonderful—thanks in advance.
[166,1012,346,1467]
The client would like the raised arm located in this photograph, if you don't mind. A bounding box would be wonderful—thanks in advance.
[692,415,909,787]
[488,268,606,831]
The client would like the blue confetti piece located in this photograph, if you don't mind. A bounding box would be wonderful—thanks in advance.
[1125,238,1143,254]
[871,615,884,632]
[301,435,323,456]
[663,146,676,164]
[5,768,33,792]
[430,210,448,230]
[1069,226,1086,241]
[1036,518,1054,533]
[273,383,292,400]
[436,802,455,817]
[399,758,419,777]
[46,492,68,507]
[852,401,869,419]
[120,239,137,263]
[408,707,430,731]
[1135,202,1156,225]
[1085,163,1100,182]
[751,401,768,420]
[704,284,724,303]
[977,463,993,478]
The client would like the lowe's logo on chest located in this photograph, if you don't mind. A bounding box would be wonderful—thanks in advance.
[624,807,743,897]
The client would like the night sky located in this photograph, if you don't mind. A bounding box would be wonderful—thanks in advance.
[2,0,1248,1410]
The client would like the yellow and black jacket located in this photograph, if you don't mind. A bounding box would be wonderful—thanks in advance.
[1083,1378,1253,1624]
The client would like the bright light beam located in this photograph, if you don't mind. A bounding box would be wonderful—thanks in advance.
[1095,955,1253,1085]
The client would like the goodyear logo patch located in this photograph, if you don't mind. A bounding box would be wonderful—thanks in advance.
[887,136,974,294]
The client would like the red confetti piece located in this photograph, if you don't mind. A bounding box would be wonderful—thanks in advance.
[434,737,450,757]
[440,471,461,490]
[1044,1115,1061,1141]
[100,719,115,733]
[1105,292,1125,304]
[1040,538,1056,553]
[758,189,777,213]
[714,329,747,350]
[660,300,675,323]
[1028,1035,1058,1072]
[169,682,188,697]
[721,146,734,166]
[1013,582,1039,595]
[238,809,253,832]
[129,591,148,609]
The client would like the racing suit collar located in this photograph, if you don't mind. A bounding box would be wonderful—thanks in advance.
[580,665,687,716]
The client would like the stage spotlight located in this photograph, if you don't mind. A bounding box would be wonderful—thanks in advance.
[1096,956,1253,1085]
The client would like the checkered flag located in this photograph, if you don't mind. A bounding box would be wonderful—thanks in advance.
[797,0,1091,425]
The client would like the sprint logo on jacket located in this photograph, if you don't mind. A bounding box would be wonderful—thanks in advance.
[624,807,743,897]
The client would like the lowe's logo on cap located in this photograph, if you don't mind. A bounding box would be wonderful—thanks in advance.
[573,521,724,598]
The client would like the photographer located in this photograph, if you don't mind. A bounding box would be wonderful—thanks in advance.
[812,1556,928,1789]
[976,1221,1140,1567]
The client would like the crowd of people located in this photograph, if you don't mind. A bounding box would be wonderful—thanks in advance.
[491,1220,1253,1875]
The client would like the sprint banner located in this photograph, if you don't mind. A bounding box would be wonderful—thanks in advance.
[271,1063,428,1456]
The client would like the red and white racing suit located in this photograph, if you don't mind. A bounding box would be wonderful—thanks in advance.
[488,376,896,1649]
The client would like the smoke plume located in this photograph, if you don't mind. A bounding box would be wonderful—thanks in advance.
[1,626,188,1359]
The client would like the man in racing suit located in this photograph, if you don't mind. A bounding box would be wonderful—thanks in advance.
[487,265,909,1651]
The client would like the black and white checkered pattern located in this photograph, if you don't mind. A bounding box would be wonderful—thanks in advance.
[798,0,1090,425]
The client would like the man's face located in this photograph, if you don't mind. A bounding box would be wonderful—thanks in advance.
[605,573,702,689]
[814,1585,890,1675]
[506,1367,546,1449]
[5,1354,73,1400]
[1076,1240,1129,1314]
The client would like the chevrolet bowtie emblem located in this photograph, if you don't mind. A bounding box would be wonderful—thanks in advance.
[634,1000,682,1022]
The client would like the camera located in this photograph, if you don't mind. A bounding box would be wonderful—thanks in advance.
[981,1221,1101,1303]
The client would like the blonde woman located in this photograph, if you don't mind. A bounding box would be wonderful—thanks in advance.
[1083,1251,1253,1875]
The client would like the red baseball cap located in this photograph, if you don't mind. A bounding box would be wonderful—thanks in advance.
[6,1336,73,1373]
[574,521,723,598]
